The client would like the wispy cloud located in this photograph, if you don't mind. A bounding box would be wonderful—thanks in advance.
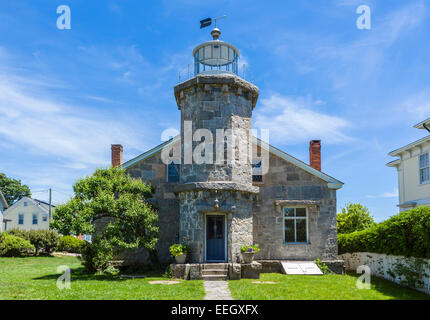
[254,94,351,145]
[400,90,430,120]
[0,57,147,169]
[366,189,398,199]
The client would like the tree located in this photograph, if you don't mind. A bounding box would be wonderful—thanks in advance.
[337,203,376,234]
[51,167,158,272]
[0,173,31,206]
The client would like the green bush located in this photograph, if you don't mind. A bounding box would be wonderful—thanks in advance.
[6,229,60,255]
[80,237,114,273]
[6,228,30,240]
[28,230,60,255]
[58,236,86,253]
[338,207,430,259]
[0,233,34,257]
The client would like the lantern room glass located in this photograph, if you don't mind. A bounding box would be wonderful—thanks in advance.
[193,41,239,76]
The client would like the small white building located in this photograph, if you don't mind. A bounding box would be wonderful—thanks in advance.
[387,118,430,211]
[2,197,55,231]
[0,190,8,232]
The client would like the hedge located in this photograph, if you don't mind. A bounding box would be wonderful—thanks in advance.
[58,236,86,253]
[6,229,60,255]
[338,207,430,259]
[0,233,34,257]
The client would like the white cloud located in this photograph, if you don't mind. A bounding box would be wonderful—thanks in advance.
[254,94,351,145]
[366,189,398,199]
[0,72,146,169]
[400,90,430,120]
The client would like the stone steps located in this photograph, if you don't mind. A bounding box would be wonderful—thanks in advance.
[202,274,228,281]
[202,263,229,270]
[202,269,229,276]
[202,263,229,281]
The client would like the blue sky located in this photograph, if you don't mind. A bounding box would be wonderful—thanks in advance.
[0,0,429,221]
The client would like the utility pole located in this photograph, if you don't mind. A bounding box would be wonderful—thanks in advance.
[48,188,52,220]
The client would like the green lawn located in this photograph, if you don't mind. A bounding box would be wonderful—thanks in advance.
[228,273,430,300]
[0,256,205,300]
[1,256,429,300]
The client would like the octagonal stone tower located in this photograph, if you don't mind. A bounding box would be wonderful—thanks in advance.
[173,27,259,263]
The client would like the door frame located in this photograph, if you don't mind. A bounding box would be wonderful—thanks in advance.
[204,213,227,262]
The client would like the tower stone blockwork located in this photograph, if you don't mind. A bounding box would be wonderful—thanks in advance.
[173,74,259,263]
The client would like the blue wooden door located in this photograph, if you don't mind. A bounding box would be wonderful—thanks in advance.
[206,215,225,261]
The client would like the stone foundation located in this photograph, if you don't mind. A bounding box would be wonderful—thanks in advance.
[321,259,345,275]
[257,260,283,273]
[241,262,262,279]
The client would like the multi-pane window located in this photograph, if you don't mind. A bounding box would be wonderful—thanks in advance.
[167,162,180,183]
[32,214,38,225]
[42,214,48,222]
[284,208,308,243]
[419,153,430,184]
[18,214,24,225]
[252,159,263,183]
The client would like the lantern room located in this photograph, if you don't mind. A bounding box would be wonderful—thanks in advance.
[193,27,239,76]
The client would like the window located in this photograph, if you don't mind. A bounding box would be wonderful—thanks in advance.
[167,162,180,183]
[284,208,308,243]
[252,159,263,183]
[32,214,38,225]
[18,214,24,225]
[42,214,48,222]
[419,153,430,184]
[23,202,27,207]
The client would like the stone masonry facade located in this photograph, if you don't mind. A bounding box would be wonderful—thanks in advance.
[123,75,341,265]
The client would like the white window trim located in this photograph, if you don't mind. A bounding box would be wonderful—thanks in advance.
[18,213,24,225]
[419,152,430,185]
[283,207,309,244]
[32,213,38,225]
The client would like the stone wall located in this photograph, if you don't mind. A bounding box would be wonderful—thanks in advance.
[253,151,338,260]
[176,187,254,263]
[126,151,180,263]
[340,252,430,294]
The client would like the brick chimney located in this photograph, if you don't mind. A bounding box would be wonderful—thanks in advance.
[111,144,123,167]
[309,140,321,171]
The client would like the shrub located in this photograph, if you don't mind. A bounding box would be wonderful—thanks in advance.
[337,203,376,234]
[51,167,158,272]
[240,244,260,253]
[169,244,190,257]
[338,207,430,259]
[28,230,60,255]
[0,233,34,257]
[80,237,113,273]
[6,228,30,240]
[58,236,86,253]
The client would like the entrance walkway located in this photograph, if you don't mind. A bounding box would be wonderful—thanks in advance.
[203,280,233,300]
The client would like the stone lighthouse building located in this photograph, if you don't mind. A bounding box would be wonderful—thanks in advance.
[116,25,344,276]
[173,26,260,264]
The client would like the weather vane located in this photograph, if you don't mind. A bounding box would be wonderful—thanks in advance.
[199,15,227,29]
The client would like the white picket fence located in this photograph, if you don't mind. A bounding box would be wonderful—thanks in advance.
[339,252,430,295]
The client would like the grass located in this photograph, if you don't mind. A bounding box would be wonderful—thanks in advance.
[2,256,429,300]
[0,256,205,300]
[228,272,430,300]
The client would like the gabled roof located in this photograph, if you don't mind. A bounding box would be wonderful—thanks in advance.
[122,136,344,190]
[0,190,8,210]
[3,197,50,216]
[388,135,430,157]
[413,117,430,130]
